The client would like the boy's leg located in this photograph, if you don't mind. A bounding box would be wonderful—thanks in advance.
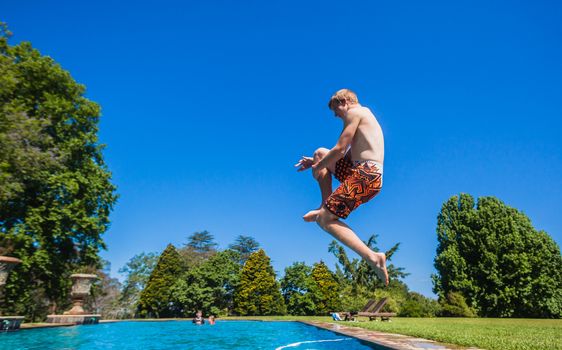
[312,148,335,201]
[316,207,389,285]
[303,148,335,222]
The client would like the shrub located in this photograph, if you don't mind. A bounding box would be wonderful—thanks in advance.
[439,291,476,317]
[399,292,441,317]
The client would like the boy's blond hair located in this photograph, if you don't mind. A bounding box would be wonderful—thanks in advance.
[328,89,359,110]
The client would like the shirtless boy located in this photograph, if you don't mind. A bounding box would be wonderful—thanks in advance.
[295,89,388,285]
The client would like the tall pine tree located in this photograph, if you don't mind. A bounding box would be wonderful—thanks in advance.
[233,249,286,315]
[137,244,183,318]
[309,261,340,314]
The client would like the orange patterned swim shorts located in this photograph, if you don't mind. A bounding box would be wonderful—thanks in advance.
[325,160,383,219]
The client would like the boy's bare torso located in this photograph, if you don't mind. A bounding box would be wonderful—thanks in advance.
[346,106,384,164]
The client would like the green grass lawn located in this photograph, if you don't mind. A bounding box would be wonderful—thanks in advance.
[224,316,562,350]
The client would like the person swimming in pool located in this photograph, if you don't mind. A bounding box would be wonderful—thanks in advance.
[193,310,205,325]
[295,89,388,285]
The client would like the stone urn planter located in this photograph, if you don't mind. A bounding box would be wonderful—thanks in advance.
[64,274,99,315]
[0,256,25,331]
[47,273,101,325]
[0,256,21,286]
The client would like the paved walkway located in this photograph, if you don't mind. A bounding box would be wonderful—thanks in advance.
[300,321,482,350]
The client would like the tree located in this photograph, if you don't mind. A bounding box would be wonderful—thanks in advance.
[0,24,117,320]
[309,261,341,314]
[438,291,476,317]
[137,244,183,318]
[85,260,123,319]
[280,262,315,315]
[432,194,562,318]
[329,235,410,314]
[118,252,159,318]
[229,235,260,265]
[186,231,218,253]
[178,231,217,268]
[171,249,241,317]
[399,292,441,317]
[329,234,408,293]
[233,249,286,315]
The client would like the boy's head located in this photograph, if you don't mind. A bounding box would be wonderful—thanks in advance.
[328,89,359,111]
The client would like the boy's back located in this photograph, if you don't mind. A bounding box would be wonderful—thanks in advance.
[348,106,384,164]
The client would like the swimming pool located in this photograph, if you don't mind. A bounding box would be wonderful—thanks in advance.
[1,321,387,349]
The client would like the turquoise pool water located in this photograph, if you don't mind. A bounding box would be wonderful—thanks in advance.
[1,321,386,349]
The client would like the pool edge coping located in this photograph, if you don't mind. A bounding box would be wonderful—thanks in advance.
[298,320,483,350]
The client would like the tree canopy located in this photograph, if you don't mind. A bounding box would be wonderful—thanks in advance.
[432,194,562,318]
[178,231,218,268]
[171,249,241,317]
[280,262,315,316]
[229,235,260,265]
[118,252,159,318]
[0,24,117,320]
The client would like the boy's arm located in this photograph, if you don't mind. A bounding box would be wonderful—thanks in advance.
[314,115,361,172]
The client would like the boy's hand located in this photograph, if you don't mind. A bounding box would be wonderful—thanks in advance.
[294,156,313,171]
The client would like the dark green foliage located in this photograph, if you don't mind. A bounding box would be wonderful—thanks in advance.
[399,292,441,317]
[229,235,260,265]
[118,252,159,318]
[280,261,340,316]
[137,244,183,318]
[280,262,316,315]
[233,249,286,315]
[0,24,117,321]
[432,194,562,318]
[171,249,241,316]
[438,291,476,317]
[309,261,340,314]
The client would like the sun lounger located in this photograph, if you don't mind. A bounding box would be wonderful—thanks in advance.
[342,297,396,322]
[334,299,377,321]
[355,297,396,321]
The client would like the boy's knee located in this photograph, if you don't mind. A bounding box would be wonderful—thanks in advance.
[313,147,329,161]
[316,208,336,229]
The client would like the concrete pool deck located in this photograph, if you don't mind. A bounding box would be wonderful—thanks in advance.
[19,319,482,350]
[301,321,482,350]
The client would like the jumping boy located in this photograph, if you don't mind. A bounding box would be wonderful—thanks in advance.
[295,89,388,285]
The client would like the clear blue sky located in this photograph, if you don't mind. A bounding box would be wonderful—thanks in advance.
[3,0,561,297]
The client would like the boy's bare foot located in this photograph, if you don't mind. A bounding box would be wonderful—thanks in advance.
[366,252,389,286]
[303,209,321,222]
